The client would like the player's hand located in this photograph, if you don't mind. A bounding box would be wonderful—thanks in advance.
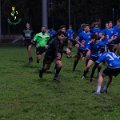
[22,37,25,41]
[75,44,79,48]
[66,48,71,55]
[36,45,39,48]
[108,39,112,43]
[45,45,48,49]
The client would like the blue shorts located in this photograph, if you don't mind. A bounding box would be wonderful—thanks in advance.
[90,55,98,62]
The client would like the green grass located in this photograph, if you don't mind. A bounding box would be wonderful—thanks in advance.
[0,46,120,120]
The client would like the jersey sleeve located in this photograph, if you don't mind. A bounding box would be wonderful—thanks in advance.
[46,35,50,41]
[33,34,38,42]
[96,53,106,63]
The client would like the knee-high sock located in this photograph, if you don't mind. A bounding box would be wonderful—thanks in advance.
[54,64,62,77]
[73,59,79,71]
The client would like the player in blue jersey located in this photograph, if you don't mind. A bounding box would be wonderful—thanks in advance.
[78,23,86,34]
[91,22,101,36]
[94,52,120,94]
[48,28,56,37]
[114,19,120,54]
[78,24,92,65]
[82,34,105,79]
[73,24,91,71]
[72,39,86,71]
[66,25,74,56]
[102,21,116,39]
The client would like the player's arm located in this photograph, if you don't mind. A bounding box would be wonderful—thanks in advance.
[90,53,105,81]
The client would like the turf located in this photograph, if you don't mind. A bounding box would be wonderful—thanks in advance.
[0,46,120,120]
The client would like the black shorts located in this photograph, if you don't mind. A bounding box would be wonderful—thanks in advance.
[43,52,62,64]
[43,54,55,64]
[77,49,87,57]
[90,56,98,62]
[36,47,46,55]
[25,40,32,47]
[103,67,120,77]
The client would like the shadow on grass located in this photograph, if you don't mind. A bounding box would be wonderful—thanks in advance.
[22,64,38,69]
[10,59,25,63]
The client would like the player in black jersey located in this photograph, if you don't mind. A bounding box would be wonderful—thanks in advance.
[22,23,34,64]
[39,31,71,81]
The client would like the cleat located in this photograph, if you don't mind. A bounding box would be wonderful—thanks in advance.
[101,89,107,93]
[53,76,59,81]
[37,59,39,64]
[81,76,85,80]
[29,57,33,64]
[39,70,43,78]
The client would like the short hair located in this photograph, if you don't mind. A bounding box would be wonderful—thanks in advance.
[109,21,113,24]
[60,25,66,29]
[91,34,98,40]
[84,24,90,28]
[57,31,66,36]
[117,19,120,23]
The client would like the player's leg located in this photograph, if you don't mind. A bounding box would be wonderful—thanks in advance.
[36,47,42,63]
[68,40,72,49]
[39,57,52,78]
[27,44,33,64]
[102,75,113,93]
[96,71,105,94]
[90,63,102,82]
[102,68,120,93]
[85,50,91,67]
[73,51,81,72]
[53,53,62,81]
[25,40,33,64]
[82,59,94,79]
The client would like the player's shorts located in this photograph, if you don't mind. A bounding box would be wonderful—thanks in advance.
[77,49,87,57]
[36,47,46,55]
[25,39,32,47]
[43,55,55,64]
[103,67,120,77]
[90,55,98,62]
[43,52,62,64]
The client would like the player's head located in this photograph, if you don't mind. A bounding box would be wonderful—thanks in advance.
[91,34,98,42]
[57,31,66,41]
[41,26,47,33]
[117,19,120,26]
[99,32,106,39]
[69,25,72,29]
[94,22,99,28]
[60,25,66,33]
[26,23,30,29]
[108,44,114,52]
[105,22,109,28]
[108,21,113,28]
[84,24,90,32]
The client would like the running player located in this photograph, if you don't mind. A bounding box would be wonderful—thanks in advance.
[91,22,101,36]
[82,34,105,80]
[94,52,120,94]
[33,26,50,63]
[22,22,34,64]
[39,31,71,81]
[73,24,91,71]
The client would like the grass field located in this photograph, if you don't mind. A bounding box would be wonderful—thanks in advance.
[0,46,120,120]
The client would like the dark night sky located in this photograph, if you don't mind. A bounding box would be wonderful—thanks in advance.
[1,0,120,34]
